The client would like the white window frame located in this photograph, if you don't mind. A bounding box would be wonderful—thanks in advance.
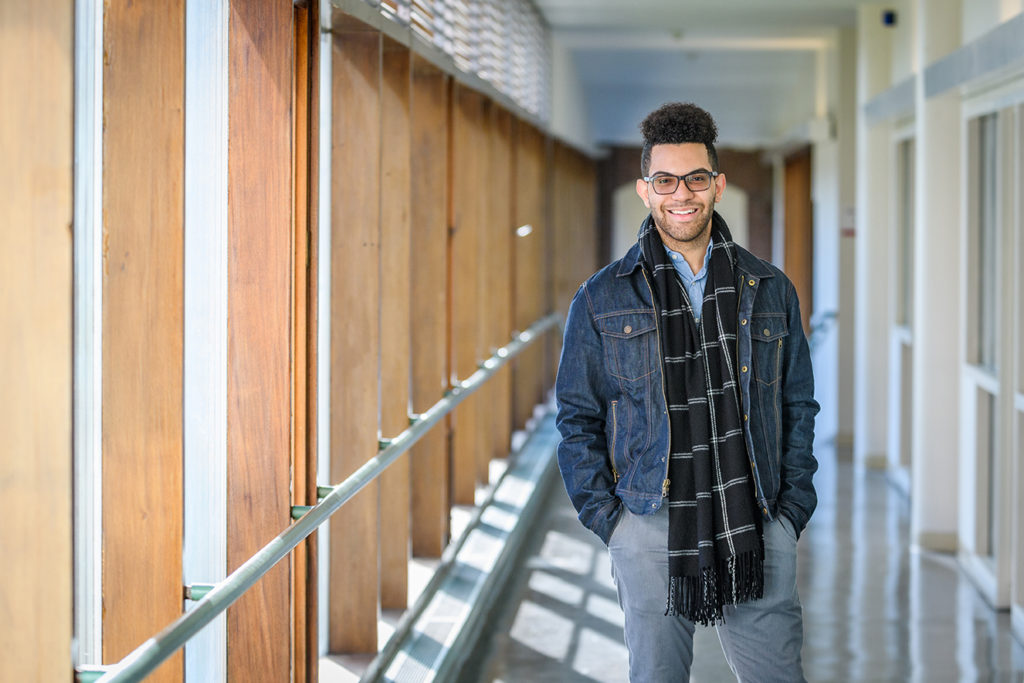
[959,92,1021,610]
[887,122,915,491]
[73,0,104,666]
[182,0,231,678]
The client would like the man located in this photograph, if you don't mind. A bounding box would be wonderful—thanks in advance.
[555,102,818,682]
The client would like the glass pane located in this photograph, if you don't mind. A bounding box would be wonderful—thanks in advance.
[897,138,915,326]
[977,113,999,371]
[986,390,997,557]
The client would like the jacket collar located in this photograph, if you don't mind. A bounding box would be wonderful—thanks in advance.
[616,241,645,278]
[734,248,775,280]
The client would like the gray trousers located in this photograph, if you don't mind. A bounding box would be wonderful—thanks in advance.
[608,504,806,682]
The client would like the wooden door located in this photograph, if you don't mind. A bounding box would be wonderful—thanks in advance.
[784,147,814,334]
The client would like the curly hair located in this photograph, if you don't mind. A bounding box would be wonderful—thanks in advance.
[639,102,719,176]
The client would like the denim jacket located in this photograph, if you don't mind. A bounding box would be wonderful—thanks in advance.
[555,237,819,544]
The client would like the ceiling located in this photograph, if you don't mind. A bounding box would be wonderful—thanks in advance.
[534,0,876,149]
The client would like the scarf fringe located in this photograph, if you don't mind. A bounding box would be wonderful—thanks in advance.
[665,548,765,626]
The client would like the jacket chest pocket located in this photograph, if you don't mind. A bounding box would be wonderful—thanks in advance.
[751,313,787,386]
[597,310,657,382]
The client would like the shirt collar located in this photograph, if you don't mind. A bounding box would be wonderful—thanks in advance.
[664,238,714,282]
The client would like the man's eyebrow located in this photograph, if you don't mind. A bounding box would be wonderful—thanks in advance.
[650,167,712,176]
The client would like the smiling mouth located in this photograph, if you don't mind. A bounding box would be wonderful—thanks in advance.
[668,208,698,216]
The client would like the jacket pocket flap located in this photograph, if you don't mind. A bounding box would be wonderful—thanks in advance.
[596,310,656,339]
[751,314,788,342]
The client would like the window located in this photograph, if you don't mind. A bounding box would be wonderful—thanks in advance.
[976,112,999,371]
[896,138,915,327]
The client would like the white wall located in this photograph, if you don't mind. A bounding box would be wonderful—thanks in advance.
[549,37,594,151]
[716,184,749,250]
[888,0,916,83]
[611,182,648,262]
[853,3,895,466]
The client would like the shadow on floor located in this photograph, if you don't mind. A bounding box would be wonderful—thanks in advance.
[466,444,1024,682]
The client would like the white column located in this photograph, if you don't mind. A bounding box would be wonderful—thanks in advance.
[317,0,334,657]
[909,0,962,551]
[836,27,859,448]
[853,3,894,467]
[183,1,229,679]
[73,0,103,666]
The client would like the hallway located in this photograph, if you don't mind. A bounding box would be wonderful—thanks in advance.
[469,446,1024,682]
[8,3,1024,680]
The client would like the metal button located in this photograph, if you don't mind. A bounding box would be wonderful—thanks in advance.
[741,319,747,325]
[623,325,632,334]
[744,413,748,421]
[763,328,770,336]
[741,365,748,373]
[748,279,755,286]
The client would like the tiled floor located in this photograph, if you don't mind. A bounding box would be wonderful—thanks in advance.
[467,446,1024,682]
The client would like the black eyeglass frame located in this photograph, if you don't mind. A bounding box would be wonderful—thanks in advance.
[642,169,720,195]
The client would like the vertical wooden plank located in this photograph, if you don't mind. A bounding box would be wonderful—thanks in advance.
[482,105,515,464]
[0,2,73,680]
[379,39,412,610]
[301,2,321,678]
[292,3,320,679]
[450,85,484,504]
[551,145,597,387]
[329,26,381,653]
[410,56,451,557]
[101,2,185,679]
[226,0,294,679]
[550,143,570,388]
[513,123,546,427]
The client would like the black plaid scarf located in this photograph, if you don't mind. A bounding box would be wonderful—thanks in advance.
[639,212,764,625]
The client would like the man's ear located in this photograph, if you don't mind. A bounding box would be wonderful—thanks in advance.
[636,178,651,208]
[714,172,726,203]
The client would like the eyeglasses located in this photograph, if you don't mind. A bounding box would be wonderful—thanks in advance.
[643,170,719,195]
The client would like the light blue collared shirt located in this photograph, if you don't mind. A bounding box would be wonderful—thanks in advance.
[664,239,714,322]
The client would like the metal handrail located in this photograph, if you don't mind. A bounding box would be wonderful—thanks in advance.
[80,313,562,683]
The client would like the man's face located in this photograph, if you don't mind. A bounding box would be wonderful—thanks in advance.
[635,142,726,253]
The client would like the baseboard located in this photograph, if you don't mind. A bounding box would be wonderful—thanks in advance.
[863,453,888,469]
[915,530,958,553]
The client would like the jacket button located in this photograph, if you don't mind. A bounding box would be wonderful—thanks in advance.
[748,279,756,286]
[763,328,770,336]
[741,365,748,373]
[744,414,748,421]
[623,325,632,334]
[741,318,747,325]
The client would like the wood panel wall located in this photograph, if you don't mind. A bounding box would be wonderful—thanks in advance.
[551,143,599,383]
[226,1,295,680]
[482,107,516,465]
[552,143,597,315]
[450,85,485,504]
[379,39,413,610]
[0,3,73,680]
[101,3,185,680]
[409,56,451,557]
[512,124,548,427]
[329,24,382,653]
